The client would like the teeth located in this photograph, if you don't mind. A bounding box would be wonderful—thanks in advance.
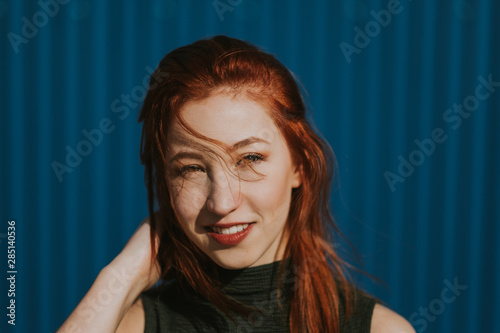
[211,224,249,235]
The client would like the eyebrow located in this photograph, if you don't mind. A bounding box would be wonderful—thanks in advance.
[169,136,270,163]
[231,136,270,150]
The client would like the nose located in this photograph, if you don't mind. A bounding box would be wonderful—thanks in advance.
[206,168,241,216]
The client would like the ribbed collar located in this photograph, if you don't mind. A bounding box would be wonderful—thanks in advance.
[215,259,293,298]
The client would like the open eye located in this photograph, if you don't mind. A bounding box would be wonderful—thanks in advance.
[236,153,264,167]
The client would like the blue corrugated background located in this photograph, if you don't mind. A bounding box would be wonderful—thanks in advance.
[1,0,499,332]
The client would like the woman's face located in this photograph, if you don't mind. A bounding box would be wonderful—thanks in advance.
[166,93,302,269]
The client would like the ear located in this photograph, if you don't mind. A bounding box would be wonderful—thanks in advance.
[291,163,303,189]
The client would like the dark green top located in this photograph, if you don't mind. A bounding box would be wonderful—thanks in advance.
[142,260,377,332]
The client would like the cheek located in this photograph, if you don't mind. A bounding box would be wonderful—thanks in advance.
[170,182,208,227]
[250,171,293,219]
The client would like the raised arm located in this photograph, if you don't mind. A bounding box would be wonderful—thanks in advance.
[58,219,160,333]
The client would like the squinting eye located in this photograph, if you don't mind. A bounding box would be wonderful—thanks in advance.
[180,165,205,175]
[236,153,264,167]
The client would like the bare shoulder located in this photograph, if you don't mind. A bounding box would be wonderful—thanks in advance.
[116,296,145,333]
[371,304,416,333]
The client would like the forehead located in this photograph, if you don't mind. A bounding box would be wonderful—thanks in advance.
[168,94,280,148]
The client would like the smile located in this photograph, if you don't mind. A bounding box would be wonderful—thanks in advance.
[209,223,250,235]
[206,223,255,246]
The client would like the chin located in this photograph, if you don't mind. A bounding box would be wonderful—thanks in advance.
[208,250,261,270]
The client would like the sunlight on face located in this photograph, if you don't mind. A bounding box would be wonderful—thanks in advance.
[166,93,302,269]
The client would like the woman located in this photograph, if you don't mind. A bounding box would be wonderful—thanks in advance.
[59,36,414,332]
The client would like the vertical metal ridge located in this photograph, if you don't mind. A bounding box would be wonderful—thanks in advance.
[37,10,52,330]
[441,2,465,331]
[466,0,492,331]
[90,0,109,271]
[63,2,80,317]
[414,0,437,315]
[388,0,410,311]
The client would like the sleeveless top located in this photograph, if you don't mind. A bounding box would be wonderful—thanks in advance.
[141,260,377,332]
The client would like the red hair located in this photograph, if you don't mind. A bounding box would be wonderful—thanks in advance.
[139,35,352,332]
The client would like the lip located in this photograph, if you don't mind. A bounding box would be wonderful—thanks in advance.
[206,222,254,246]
